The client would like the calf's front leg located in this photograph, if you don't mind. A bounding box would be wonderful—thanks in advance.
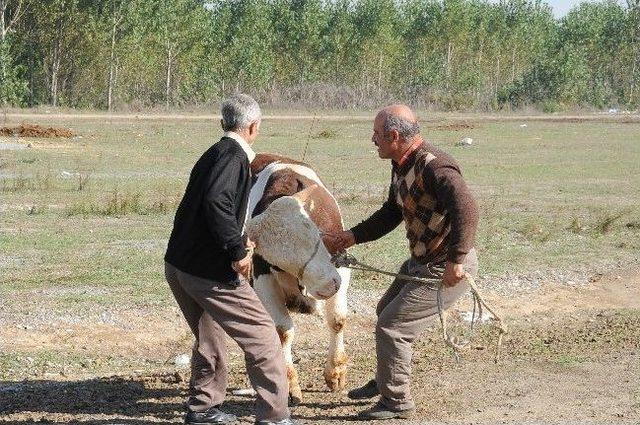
[254,271,303,405]
[322,267,350,391]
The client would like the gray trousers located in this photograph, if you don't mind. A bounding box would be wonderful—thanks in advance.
[165,262,290,422]
[375,249,478,410]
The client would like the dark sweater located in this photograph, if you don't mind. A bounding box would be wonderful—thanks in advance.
[165,137,251,283]
[350,142,478,265]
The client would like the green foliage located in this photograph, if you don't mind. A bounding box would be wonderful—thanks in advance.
[4,0,639,110]
[0,39,27,106]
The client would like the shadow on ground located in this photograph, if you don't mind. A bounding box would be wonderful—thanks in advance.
[0,374,183,422]
[0,373,377,423]
[0,373,257,424]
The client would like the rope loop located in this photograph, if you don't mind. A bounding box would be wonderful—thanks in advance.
[331,251,507,363]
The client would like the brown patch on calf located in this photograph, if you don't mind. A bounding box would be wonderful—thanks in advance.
[285,294,317,315]
[251,154,342,248]
[286,365,298,381]
[251,153,344,253]
[329,315,346,333]
[251,153,309,175]
[275,326,288,344]
[252,168,311,217]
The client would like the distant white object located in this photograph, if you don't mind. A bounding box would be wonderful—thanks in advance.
[174,353,191,367]
[100,311,113,324]
[456,137,473,147]
[608,108,619,114]
[520,124,528,127]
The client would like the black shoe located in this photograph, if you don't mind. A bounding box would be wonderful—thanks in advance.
[358,401,414,420]
[255,418,297,425]
[186,406,237,425]
[347,379,379,400]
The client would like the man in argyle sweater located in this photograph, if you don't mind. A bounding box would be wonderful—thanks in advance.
[332,104,479,420]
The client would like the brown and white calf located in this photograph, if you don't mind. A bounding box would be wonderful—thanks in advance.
[245,154,350,404]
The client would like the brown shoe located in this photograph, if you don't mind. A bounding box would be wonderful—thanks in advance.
[347,379,379,400]
[358,401,414,420]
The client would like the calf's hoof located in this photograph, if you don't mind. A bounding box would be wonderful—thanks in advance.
[323,363,347,392]
[289,389,303,406]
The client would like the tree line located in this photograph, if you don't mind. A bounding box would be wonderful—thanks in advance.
[0,0,639,111]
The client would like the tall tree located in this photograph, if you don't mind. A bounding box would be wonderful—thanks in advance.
[0,0,26,106]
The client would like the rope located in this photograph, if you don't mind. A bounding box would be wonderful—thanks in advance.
[297,238,322,281]
[332,251,507,363]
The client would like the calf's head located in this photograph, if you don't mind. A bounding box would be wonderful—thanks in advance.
[246,195,340,300]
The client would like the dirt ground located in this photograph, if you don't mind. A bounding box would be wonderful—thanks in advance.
[1,267,639,424]
[1,110,639,423]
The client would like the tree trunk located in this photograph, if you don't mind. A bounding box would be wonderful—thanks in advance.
[630,53,638,105]
[495,56,500,101]
[1,1,6,43]
[377,52,382,101]
[51,44,60,107]
[446,41,453,78]
[511,46,516,83]
[165,45,172,108]
[1,0,23,44]
[108,16,117,112]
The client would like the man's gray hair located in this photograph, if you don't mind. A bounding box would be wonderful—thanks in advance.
[383,115,420,141]
[221,93,262,131]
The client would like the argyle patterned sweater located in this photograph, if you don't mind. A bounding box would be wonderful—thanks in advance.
[350,142,478,265]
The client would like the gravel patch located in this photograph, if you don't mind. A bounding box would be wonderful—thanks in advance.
[0,141,28,150]
[478,257,639,296]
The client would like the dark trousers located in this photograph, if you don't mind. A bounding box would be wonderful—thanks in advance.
[375,249,479,410]
[165,262,290,422]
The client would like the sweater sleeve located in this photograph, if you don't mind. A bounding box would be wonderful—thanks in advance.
[204,151,247,262]
[350,183,403,244]
[428,164,479,264]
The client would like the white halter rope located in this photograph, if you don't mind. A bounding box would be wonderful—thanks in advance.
[331,251,507,363]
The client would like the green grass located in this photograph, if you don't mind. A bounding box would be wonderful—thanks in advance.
[1,114,639,313]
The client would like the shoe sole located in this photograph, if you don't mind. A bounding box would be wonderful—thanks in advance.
[359,410,415,420]
[347,393,379,400]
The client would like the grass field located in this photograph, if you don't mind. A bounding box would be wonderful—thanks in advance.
[1,112,639,423]
[2,114,639,301]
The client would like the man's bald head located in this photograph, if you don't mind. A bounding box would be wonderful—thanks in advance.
[375,104,420,143]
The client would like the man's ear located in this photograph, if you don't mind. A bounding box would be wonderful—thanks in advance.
[249,120,259,137]
[390,129,401,144]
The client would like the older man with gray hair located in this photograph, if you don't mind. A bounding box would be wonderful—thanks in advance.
[332,104,479,420]
[165,94,293,425]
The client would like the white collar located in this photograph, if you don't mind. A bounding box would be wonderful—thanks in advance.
[223,131,256,163]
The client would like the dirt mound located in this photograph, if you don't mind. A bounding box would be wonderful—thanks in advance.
[0,123,75,138]
[433,121,476,131]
